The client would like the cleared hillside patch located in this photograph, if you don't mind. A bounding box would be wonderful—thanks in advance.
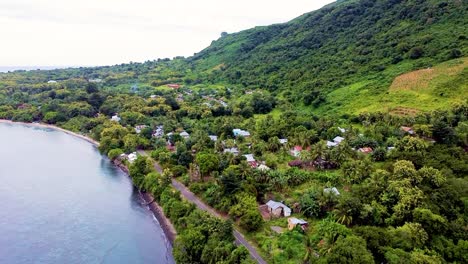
[389,57,467,92]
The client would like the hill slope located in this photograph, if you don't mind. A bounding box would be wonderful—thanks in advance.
[189,0,467,113]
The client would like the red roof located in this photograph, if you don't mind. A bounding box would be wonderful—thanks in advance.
[293,146,303,151]
[248,161,258,168]
[401,126,413,132]
[167,84,181,89]
[358,147,373,154]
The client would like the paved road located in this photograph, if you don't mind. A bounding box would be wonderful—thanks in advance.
[137,150,267,264]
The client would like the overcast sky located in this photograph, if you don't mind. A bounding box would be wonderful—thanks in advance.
[0,0,335,67]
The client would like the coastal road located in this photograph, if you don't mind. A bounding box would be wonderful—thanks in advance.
[137,150,267,264]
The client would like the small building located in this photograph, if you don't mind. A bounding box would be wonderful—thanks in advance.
[327,141,338,148]
[358,147,373,154]
[209,135,218,141]
[233,129,251,137]
[128,152,138,163]
[288,217,308,231]
[244,154,257,168]
[111,114,121,122]
[89,78,102,83]
[150,95,157,99]
[47,80,57,84]
[180,131,190,139]
[338,127,346,134]
[167,83,181,89]
[324,187,340,196]
[279,138,288,144]
[401,126,415,135]
[333,136,345,144]
[224,147,239,156]
[266,200,291,217]
[152,126,164,138]
[257,164,271,171]
[135,125,147,134]
[290,146,303,157]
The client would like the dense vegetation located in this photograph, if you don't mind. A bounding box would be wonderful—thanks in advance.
[0,0,467,263]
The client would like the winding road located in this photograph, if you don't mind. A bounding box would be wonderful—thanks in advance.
[137,150,267,264]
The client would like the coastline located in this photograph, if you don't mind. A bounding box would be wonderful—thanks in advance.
[0,120,100,146]
[0,119,177,245]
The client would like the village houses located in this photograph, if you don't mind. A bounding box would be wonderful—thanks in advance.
[266,200,291,218]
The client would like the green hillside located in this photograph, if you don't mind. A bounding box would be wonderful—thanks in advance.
[1,0,466,116]
[188,0,467,113]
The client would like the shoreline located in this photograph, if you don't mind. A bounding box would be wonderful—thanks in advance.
[0,119,177,245]
[0,120,100,146]
[113,159,177,245]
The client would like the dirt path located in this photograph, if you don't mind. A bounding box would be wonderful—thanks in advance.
[138,150,267,264]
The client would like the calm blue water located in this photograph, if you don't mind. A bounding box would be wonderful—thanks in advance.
[0,123,174,264]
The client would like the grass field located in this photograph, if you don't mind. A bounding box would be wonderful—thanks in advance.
[314,57,468,116]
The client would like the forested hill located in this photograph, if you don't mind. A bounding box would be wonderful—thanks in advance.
[188,0,467,113]
[1,0,466,115]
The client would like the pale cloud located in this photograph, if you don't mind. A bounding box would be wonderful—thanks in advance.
[0,0,335,66]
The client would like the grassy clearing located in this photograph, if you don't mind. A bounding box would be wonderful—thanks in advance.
[311,57,467,116]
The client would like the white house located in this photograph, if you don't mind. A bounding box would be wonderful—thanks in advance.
[244,154,255,162]
[327,141,338,147]
[152,126,164,138]
[266,200,291,217]
[47,80,58,84]
[338,127,346,134]
[324,187,340,196]
[111,114,121,122]
[333,136,345,144]
[257,164,271,171]
[128,152,138,163]
[135,125,147,134]
[224,147,240,155]
[209,135,218,141]
[279,138,288,144]
[233,129,251,137]
[180,131,190,139]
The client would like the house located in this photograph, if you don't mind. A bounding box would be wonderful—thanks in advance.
[257,164,271,171]
[223,147,239,155]
[288,217,308,231]
[152,126,164,138]
[387,146,395,151]
[358,147,373,154]
[327,141,338,148]
[111,114,121,122]
[219,101,228,107]
[244,154,257,167]
[180,131,190,139]
[401,126,415,135]
[233,129,251,137]
[47,80,57,84]
[167,83,181,89]
[128,152,138,163]
[134,125,147,134]
[333,136,345,144]
[338,127,346,134]
[279,138,288,144]
[290,146,303,157]
[89,78,102,83]
[209,135,218,141]
[266,200,291,217]
[150,95,157,99]
[324,187,340,196]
